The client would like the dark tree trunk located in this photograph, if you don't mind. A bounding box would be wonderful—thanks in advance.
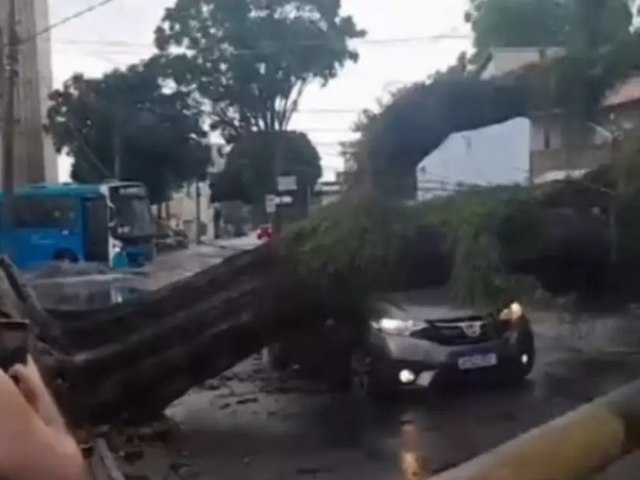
[0,245,309,427]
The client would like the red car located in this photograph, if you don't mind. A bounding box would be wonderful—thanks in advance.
[257,225,274,241]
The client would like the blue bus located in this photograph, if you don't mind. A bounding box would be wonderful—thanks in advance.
[0,182,155,271]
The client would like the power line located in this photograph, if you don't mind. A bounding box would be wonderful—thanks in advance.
[20,0,121,47]
[296,109,362,114]
[55,33,471,50]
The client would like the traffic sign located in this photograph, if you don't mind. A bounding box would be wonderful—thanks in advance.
[276,195,293,205]
[277,175,297,192]
[265,194,277,213]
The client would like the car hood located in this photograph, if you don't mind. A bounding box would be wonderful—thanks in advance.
[374,289,493,321]
[378,303,488,321]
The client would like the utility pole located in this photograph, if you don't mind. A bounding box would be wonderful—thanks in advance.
[2,0,19,257]
[610,134,622,266]
[113,129,121,179]
[589,122,620,266]
[195,179,202,244]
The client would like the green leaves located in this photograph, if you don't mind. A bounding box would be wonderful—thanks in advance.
[470,0,633,59]
[284,187,534,313]
[46,61,210,204]
[211,130,322,206]
[471,0,572,56]
[345,77,527,199]
[155,0,364,138]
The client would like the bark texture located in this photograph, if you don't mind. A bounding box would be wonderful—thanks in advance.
[0,245,301,427]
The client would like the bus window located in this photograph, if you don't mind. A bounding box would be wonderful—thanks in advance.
[12,197,77,230]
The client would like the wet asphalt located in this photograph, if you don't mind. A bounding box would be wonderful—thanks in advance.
[167,311,640,479]
[24,244,640,478]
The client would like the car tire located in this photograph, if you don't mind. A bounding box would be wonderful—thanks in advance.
[506,338,536,383]
[350,349,394,400]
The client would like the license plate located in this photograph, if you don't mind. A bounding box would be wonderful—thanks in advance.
[458,353,498,370]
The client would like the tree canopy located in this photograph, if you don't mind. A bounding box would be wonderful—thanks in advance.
[469,0,633,61]
[345,0,640,198]
[470,0,572,56]
[46,60,210,204]
[344,75,527,198]
[211,130,322,206]
[155,0,364,141]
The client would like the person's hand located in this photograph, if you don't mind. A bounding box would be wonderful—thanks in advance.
[9,357,66,432]
[0,359,85,480]
[0,363,42,439]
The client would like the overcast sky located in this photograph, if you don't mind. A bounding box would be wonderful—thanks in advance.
[50,0,472,181]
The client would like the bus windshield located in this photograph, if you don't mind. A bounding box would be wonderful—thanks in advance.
[110,186,154,239]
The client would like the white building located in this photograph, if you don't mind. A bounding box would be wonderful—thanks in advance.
[416,118,531,201]
[479,47,565,81]
[168,182,214,240]
[0,0,58,187]
[480,47,640,185]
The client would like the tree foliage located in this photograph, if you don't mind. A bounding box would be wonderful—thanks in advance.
[470,0,572,57]
[470,0,637,122]
[211,130,322,206]
[46,60,210,204]
[284,196,451,319]
[344,76,527,198]
[469,0,633,61]
[334,0,640,305]
[155,0,364,141]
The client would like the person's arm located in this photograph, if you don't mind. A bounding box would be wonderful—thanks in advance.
[0,359,85,480]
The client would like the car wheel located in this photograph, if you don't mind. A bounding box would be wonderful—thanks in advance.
[506,341,536,383]
[350,349,393,400]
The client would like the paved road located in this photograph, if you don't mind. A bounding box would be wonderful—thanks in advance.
[167,311,640,479]
[23,245,640,478]
[28,239,260,310]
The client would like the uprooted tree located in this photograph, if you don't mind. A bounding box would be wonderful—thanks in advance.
[15,182,613,428]
[29,0,640,430]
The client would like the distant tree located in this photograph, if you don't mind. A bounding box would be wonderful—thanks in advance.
[469,0,572,60]
[211,131,321,206]
[155,0,365,141]
[468,0,633,62]
[464,0,638,150]
[568,0,633,51]
[46,60,210,204]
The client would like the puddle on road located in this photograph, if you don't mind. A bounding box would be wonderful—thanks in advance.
[30,274,146,310]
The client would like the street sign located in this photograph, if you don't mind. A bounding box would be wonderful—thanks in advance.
[276,195,293,205]
[265,194,277,214]
[277,175,297,192]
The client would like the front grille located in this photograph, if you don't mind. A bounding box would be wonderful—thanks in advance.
[411,316,502,346]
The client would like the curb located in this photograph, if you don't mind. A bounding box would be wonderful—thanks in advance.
[432,380,640,480]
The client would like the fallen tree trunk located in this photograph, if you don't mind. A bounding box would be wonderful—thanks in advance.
[0,244,308,427]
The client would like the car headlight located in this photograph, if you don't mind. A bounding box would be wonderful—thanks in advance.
[371,318,419,336]
[499,302,525,323]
